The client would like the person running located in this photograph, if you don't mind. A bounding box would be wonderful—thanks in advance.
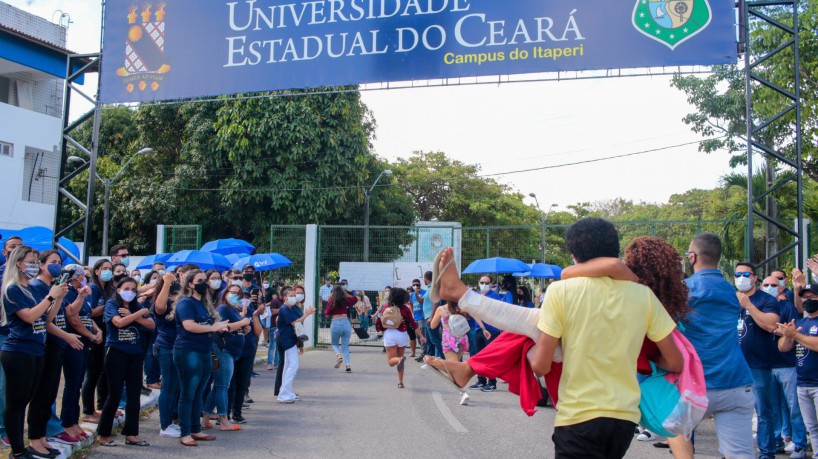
[376,288,426,389]
[174,270,229,447]
[62,265,103,441]
[82,259,114,423]
[0,246,67,459]
[96,277,155,447]
[325,285,357,372]
[427,218,683,458]
[276,288,315,402]
[151,272,182,437]
[429,300,471,405]
[203,284,251,432]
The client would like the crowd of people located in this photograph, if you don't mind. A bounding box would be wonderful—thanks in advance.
[0,238,314,458]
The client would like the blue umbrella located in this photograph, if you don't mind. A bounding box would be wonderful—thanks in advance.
[200,238,255,256]
[462,257,530,275]
[136,253,174,270]
[166,250,232,271]
[232,253,293,272]
[0,226,80,266]
[513,263,563,279]
[224,253,251,265]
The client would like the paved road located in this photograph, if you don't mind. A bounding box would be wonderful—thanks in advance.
[86,347,728,458]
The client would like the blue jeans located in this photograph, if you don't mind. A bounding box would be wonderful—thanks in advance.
[466,328,477,357]
[61,347,88,428]
[330,318,352,366]
[173,348,211,437]
[156,345,179,430]
[752,368,782,457]
[204,347,235,416]
[772,367,808,449]
[267,328,279,367]
[144,330,160,384]
[425,321,443,358]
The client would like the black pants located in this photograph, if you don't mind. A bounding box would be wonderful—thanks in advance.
[0,350,44,455]
[552,417,636,459]
[82,338,107,414]
[228,355,254,418]
[274,341,285,396]
[96,347,144,437]
[29,341,65,439]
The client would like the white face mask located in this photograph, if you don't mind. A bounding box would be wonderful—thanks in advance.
[779,279,786,287]
[149,279,158,285]
[263,283,270,290]
[119,290,137,302]
[479,283,490,293]
[735,276,753,292]
[295,293,305,303]
[286,296,297,306]
[209,279,222,290]
[231,280,242,287]
[762,286,779,297]
[157,269,166,275]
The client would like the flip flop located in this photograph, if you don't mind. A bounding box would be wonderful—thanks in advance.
[397,383,404,388]
[430,248,455,305]
[180,439,198,447]
[425,357,463,390]
[334,357,343,369]
[98,440,117,447]
[220,424,241,432]
[396,356,406,372]
[125,439,150,446]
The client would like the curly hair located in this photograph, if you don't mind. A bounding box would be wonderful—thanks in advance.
[565,218,620,262]
[624,236,690,321]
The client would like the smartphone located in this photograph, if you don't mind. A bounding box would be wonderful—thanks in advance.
[251,288,260,297]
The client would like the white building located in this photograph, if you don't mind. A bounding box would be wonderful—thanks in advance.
[0,2,72,230]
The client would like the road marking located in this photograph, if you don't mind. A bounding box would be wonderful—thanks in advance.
[432,391,468,433]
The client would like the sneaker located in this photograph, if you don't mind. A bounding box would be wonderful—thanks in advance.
[459,392,470,406]
[481,384,497,392]
[790,447,806,459]
[469,382,485,390]
[785,442,796,454]
[246,397,254,403]
[637,430,657,442]
[49,432,81,445]
[293,396,302,401]
[169,424,181,431]
[277,399,295,404]
[231,415,247,424]
[420,364,429,369]
[160,427,181,438]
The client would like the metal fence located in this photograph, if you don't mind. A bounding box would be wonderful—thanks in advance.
[266,219,759,347]
[160,225,201,253]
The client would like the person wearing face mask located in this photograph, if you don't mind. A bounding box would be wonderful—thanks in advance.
[173,270,229,446]
[469,275,502,393]
[325,285,358,373]
[264,286,281,371]
[761,275,806,456]
[408,279,425,359]
[152,262,166,276]
[779,284,818,457]
[112,263,128,284]
[150,272,182,438]
[28,251,86,449]
[771,270,795,304]
[0,246,67,459]
[62,266,103,442]
[735,262,795,459]
[96,277,155,447]
[140,270,163,391]
[277,288,316,402]
[203,285,251,432]
[82,259,115,423]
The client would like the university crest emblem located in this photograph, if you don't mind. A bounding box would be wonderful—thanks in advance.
[116,2,171,93]
[632,0,713,50]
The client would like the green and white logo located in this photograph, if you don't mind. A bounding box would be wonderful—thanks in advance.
[632,0,713,50]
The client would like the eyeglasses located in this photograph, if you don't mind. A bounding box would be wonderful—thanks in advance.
[761,283,778,288]
[734,272,753,278]
[412,284,420,287]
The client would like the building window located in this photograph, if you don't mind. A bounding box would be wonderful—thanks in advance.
[0,76,10,104]
[0,141,11,158]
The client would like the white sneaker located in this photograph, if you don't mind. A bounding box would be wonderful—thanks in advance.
[160,427,181,438]
[459,392,470,406]
[637,430,657,441]
[785,441,796,454]
[169,423,181,431]
[421,364,429,369]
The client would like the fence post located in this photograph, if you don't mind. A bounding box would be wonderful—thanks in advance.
[303,224,318,348]
[156,225,166,254]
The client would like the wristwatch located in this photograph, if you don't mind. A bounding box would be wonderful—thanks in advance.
[46,295,55,303]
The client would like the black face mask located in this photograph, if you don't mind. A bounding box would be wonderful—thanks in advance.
[243,273,254,282]
[114,274,125,282]
[804,299,818,314]
[193,283,208,296]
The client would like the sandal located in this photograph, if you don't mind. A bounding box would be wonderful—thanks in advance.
[125,439,150,446]
[334,356,343,369]
[345,367,351,373]
[98,440,117,447]
[430,248,455,304]
[397,383,405,388]
[191,434,216,441]
[220,424,242,432]
[425,357,463,390]
[180,439,198,447]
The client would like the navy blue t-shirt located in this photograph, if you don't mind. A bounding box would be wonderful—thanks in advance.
[240,303,258,359]
[217,304,245,358]
[739,290,789,369]
[174,297,214,353]
[795,316,818,387]
[89,283,108,328]
[1,284,48,355]
[49,289,73,349]
[0,264,8,336]
[104,299,150,355]
[277,304,303,351]
[71,288,96,345]
[151,299,177,349]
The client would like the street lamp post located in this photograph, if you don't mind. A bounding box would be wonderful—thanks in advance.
[72,147,154,256]
[363,169,393,262]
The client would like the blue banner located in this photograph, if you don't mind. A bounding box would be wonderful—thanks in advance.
[99,0,737,103]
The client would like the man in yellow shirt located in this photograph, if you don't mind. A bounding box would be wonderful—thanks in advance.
[531,218,680,457]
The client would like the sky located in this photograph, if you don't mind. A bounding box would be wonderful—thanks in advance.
[6,0,740,212]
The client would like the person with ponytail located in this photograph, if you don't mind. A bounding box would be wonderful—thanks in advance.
[82,259,114,423]
[96,277,154,447]
[150,271,182,438]
[0,246,67,459]
[174,270,229,447]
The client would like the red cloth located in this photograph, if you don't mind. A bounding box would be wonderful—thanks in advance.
[637,337,660,375]
[324,295,357,316]
[467,332,562,416]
